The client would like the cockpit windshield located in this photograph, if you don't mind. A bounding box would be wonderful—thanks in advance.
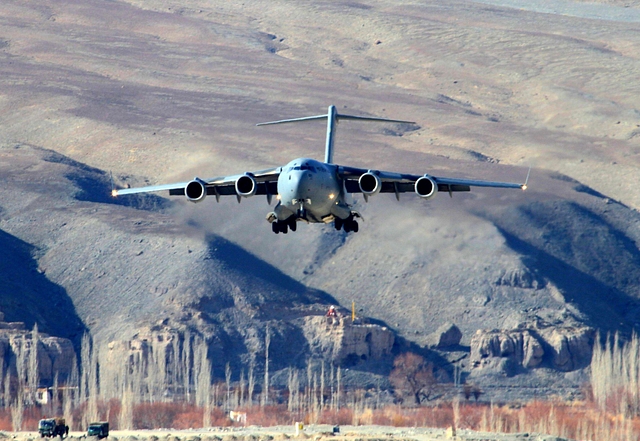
[289,165,316,172]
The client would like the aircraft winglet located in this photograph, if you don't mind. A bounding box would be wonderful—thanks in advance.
[522,166,531,191]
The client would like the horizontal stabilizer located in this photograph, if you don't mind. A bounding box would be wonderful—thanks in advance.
[256,111,414,126]
[257,105,415,164]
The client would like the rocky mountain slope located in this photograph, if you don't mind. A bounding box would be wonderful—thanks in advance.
[2,0,640,400]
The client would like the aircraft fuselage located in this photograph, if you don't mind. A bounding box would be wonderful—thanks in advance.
[112,105,526,236]
[274,158,350,224]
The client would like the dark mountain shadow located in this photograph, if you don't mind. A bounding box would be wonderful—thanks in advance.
[0,228,87,348]
[205,325,251,379]
[497,227,640,335]
[549,172,627,206]
[203,234,407,375]
[574,184,611,201]
[206,234,337,306]
[40,148,169,210]
[477,198,640,336]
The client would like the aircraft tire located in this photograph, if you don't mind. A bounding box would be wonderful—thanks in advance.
[272,222,279,234]
[334,218,343,230]
[289,217,297,232]
[280,222,288,234]
[352,221,359,233]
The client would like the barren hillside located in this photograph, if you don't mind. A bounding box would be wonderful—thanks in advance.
[1,0,640,399]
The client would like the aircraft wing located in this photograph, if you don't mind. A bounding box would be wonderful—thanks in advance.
[338,165,527,197]
[112,167,282,201]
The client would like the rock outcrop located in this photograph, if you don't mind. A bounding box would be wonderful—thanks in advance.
[537,326,595,372]
[470,323,595,374]
[99,313,396,399]
[428,323,463,348]
[470,329,544,373]
[107,315,396,370]
[301,316,395,365]
[0,313,76,386]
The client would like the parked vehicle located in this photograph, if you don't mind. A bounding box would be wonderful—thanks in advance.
[38,418,68,438]
[87,422,109,439]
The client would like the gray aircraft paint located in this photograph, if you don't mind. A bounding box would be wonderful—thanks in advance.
[113,105,527,234]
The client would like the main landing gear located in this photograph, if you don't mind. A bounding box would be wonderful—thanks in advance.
[334,215,359,233]
[271,216,297,234]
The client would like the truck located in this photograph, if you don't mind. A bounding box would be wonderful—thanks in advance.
[38,418,69,438]
[87,422,109,439]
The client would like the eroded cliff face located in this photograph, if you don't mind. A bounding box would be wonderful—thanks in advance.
[107,315,396,367]
[0,312,76,387]
[470,323,595,375]
[99,314,396,393]
[300,316,395,365]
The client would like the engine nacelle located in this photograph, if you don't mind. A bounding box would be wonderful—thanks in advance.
[235,174,257,197]
[415,175,438,199]
[185,178,207,203]
[358,172,382,196]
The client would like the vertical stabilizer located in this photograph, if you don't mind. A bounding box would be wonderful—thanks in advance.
[256,106,414,164]
[325,105,338,164]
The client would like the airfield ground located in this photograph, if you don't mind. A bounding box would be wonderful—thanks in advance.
[0,426,568,441]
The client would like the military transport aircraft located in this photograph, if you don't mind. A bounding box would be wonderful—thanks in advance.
[113,105,528,234]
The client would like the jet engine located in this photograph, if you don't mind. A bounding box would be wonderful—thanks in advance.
[235,174,257,197]
[358,172,382,196]
[415,175,438,199]
[185,178,207,203]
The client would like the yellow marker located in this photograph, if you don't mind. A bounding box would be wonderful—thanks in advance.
[352,301,355,322]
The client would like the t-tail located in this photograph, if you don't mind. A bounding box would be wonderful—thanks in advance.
[257,105,414,164]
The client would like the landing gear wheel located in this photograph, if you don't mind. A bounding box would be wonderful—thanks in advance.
[335,216,360,233]
[289,217,297,232]
[272,222,279,234]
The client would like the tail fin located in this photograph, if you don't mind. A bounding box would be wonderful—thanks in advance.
[257,105,414,164]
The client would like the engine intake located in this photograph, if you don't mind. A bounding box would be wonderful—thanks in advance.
[415,175,438,199]
[185,179,207,203]
[235,174,257,197]
[358,172,382,196]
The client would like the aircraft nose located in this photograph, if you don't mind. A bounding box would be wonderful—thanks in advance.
[298,172,314,193]
[290,171,313,201]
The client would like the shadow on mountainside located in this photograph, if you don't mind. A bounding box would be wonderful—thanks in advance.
[203,235,412,376]
[485,198,640,335]
[41,148,170,210]
[497,228,636,334]
[0,228,87,347]
[206,234,338,307]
